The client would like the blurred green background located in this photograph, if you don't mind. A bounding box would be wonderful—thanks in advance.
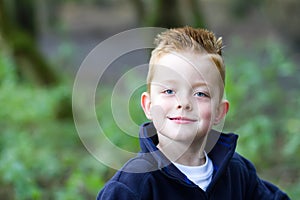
[0,0,299,199]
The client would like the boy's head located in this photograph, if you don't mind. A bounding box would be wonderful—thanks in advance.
[147,26,225,93]
[141,27,229,148]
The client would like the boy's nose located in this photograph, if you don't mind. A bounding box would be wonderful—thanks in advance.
[176,97,192,111]
[177,104,191,110]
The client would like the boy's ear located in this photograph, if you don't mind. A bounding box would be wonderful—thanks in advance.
[214,99,229,125]
[141,92,152,120]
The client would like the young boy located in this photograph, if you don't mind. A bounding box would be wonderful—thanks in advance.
[97,27,289,199]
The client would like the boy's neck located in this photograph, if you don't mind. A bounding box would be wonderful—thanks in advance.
[157,133,207,166]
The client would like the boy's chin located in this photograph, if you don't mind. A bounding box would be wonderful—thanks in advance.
[158,129,207,143]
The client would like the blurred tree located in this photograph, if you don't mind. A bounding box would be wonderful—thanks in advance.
[130,0,205,28]
[228,0,300,50]
[229,0,262,18]
[266,0,300,50]
[187,0,206,28]
[152,0,183,28]
[0,0,59,85]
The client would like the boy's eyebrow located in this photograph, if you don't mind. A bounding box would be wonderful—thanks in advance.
[192,82,210,88]
[151,79,177,86]
[161,79,177,84]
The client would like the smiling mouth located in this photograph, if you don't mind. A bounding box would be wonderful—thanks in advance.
[168,117,197,124]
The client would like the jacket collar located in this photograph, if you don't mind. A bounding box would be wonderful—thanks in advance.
[139,122,238,188]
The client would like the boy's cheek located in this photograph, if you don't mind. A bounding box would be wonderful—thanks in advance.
[150,105,166,132]
[195,105,214,123]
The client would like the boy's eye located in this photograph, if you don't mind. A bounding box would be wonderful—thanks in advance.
[163,89,175,95]
[194,92,209,97]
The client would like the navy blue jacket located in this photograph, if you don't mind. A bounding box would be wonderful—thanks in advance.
[97,122,289,200]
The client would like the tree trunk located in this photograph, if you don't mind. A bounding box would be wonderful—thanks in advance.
[130,0,206,28]
[153,0,183,28]
[0,0,59,85]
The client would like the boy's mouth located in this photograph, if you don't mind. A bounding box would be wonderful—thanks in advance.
[168,116,197,123]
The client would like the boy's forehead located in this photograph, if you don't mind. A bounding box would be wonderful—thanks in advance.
[151,52,222,85]
[154,52,217,70]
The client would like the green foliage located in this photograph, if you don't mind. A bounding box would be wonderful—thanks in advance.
[95,83,145,152]
[224,38,300,198]
[0,44,106,199]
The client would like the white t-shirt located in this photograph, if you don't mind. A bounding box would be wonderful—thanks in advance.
[173,152,213,191]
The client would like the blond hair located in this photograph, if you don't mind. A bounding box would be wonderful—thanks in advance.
[148,26,225,92]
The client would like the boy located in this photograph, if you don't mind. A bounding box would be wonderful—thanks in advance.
[97,27,289,199]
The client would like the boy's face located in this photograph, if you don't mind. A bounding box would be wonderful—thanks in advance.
[141,51,228,145]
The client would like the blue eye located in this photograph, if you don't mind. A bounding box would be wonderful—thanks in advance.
[195,92,208,97]
[164,89,175,95]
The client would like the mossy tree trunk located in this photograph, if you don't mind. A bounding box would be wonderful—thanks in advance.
[130,0,205,28]
[152,0,183,28]
[0,0,59,85]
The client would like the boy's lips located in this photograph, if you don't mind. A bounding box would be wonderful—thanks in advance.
[168,116,197,124]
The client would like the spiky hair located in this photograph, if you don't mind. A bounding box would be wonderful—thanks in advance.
[148,26,225,90]
[153,26,224,56]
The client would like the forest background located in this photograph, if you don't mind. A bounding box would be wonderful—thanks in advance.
[0,0,299,199]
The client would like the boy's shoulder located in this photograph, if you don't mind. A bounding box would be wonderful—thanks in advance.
[226,152,290,199]
[97,155,159,200]
[226,152,263,185]
[229,152,257,173]
[108,154,154,182]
